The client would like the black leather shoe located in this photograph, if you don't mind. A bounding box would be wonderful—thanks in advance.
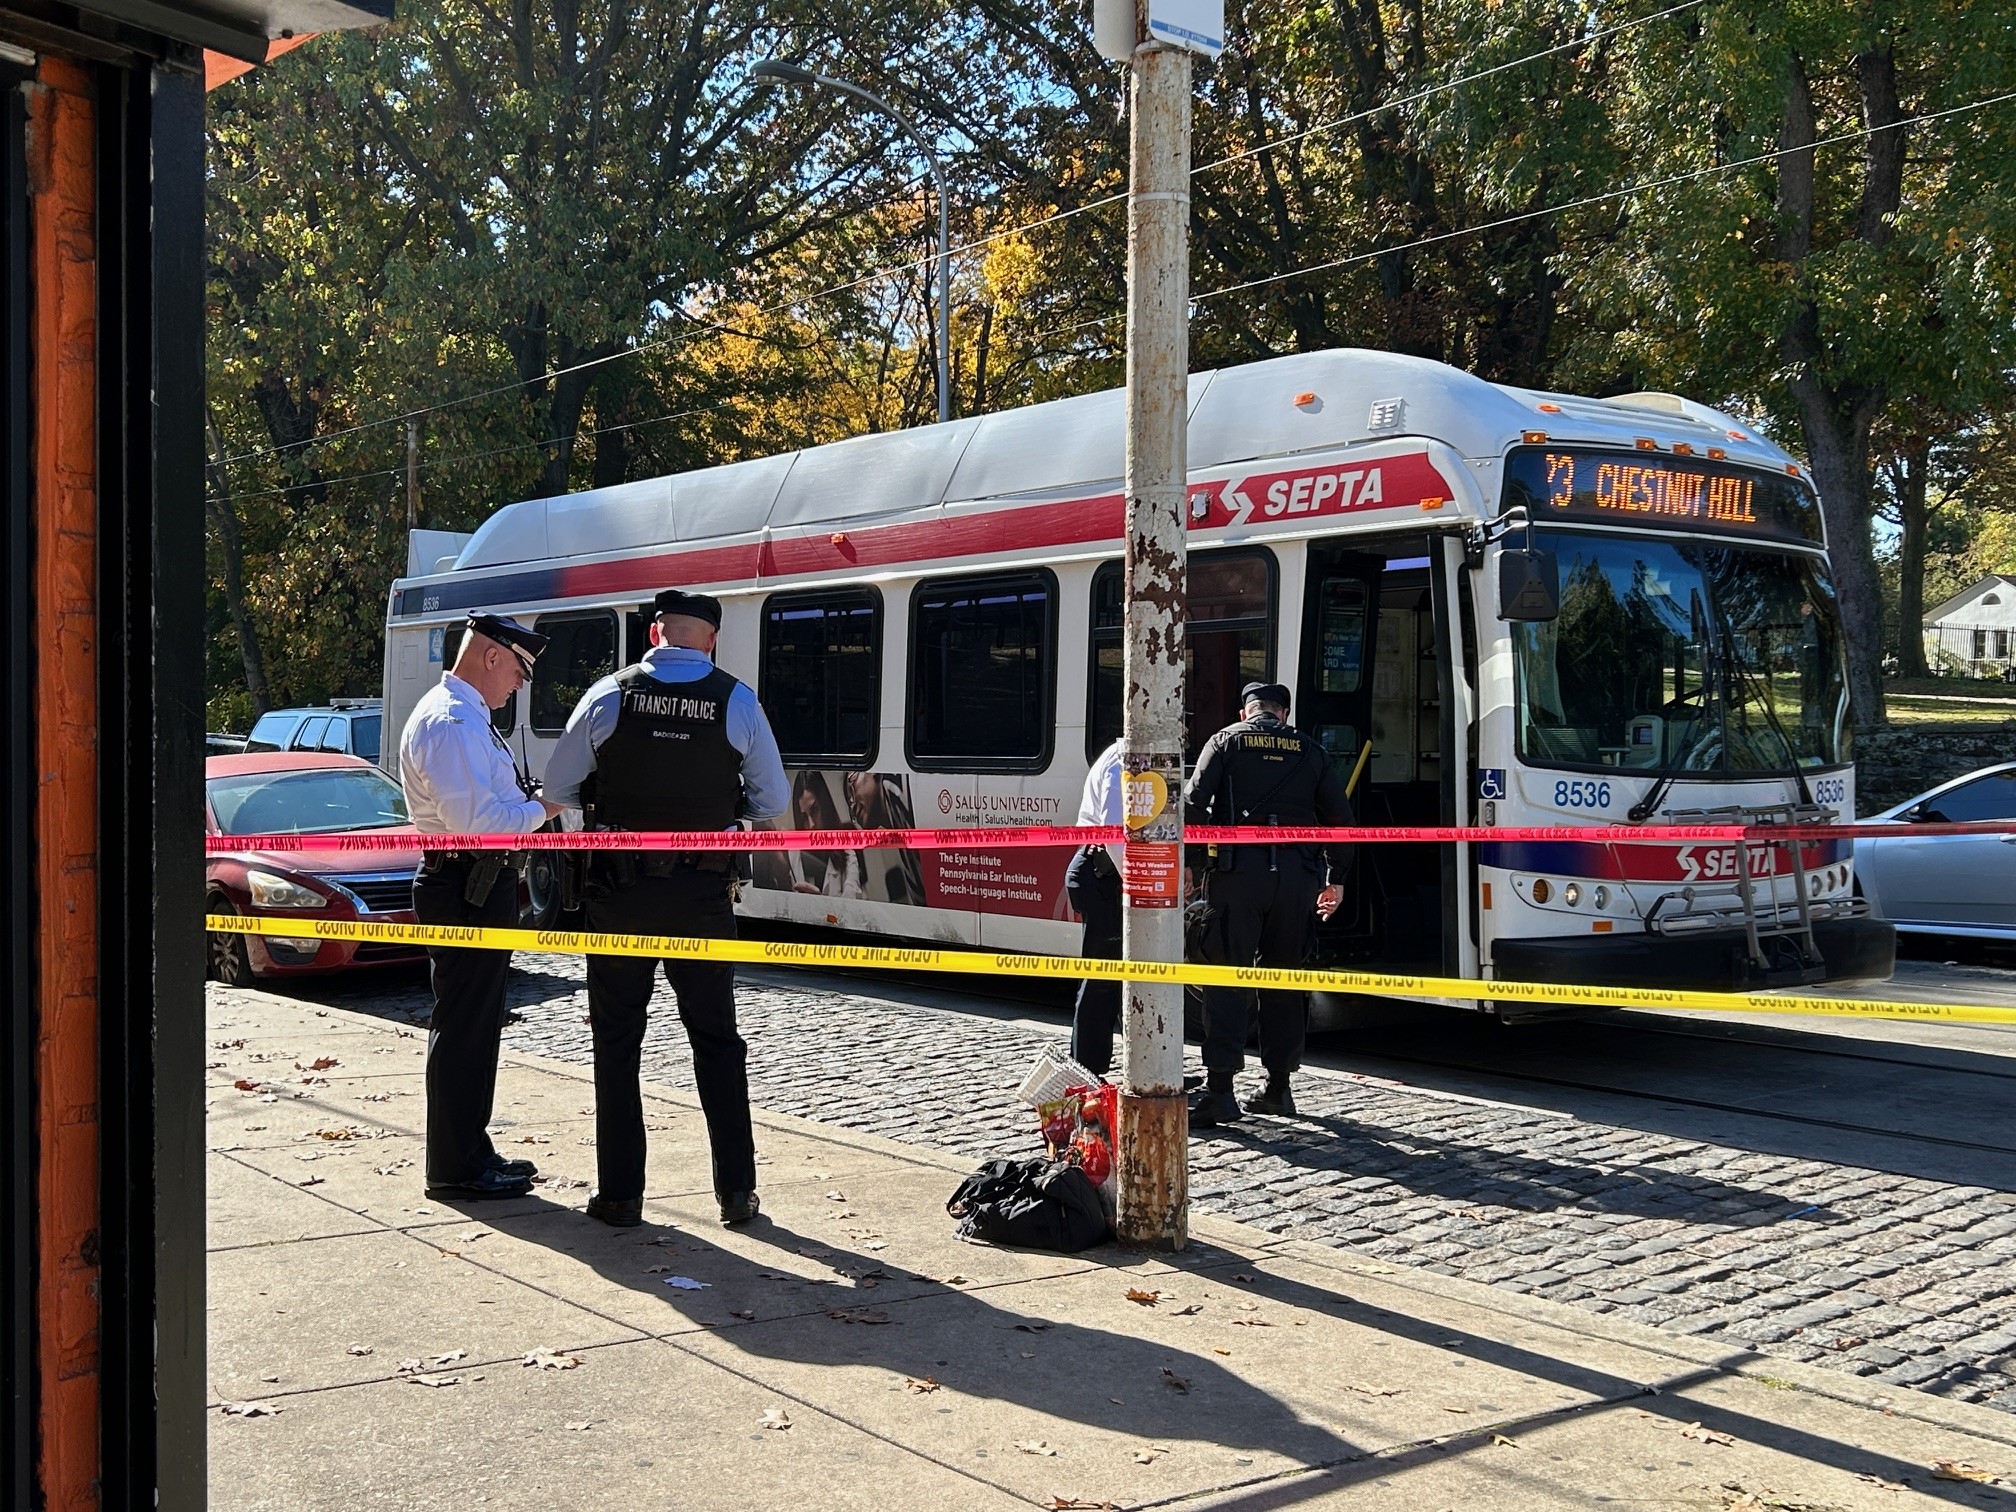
[488,1152,538,1180]
[718,1190,761,1226]
[585,1192,643,1227]
[1245,1079,1296,1117]
[1187,1091,1244,1128]
[425,1168,533,1200]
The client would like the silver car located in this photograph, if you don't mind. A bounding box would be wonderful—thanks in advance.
[1855,762,2016,942]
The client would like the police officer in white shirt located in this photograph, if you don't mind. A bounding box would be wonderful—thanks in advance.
[1068,736,1125,1075]
[399,613,566,1199]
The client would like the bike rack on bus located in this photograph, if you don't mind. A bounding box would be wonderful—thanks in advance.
[1652,802,1848,983]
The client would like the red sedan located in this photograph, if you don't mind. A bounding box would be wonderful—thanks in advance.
[205,752,426,984]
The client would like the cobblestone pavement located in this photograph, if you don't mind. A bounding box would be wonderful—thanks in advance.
[265,953,2016,1413]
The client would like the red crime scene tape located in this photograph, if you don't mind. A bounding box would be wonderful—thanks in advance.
[203,819,2016,854]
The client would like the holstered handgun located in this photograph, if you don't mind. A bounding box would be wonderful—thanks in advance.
[463,851,506,907]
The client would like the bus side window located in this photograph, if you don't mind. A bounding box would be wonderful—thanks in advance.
[908,570,1056,772]
[759,588,881,766]
[1087,549,1275,763]
[529,611,618,735]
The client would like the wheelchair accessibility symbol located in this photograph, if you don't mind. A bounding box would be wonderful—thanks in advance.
[1477,768,1507,801]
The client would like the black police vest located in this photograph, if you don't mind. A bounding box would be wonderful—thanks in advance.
[1219,717,1328,827]
[592,663,743,832]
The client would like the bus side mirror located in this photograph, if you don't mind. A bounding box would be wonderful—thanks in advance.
[1499,548,1559,622]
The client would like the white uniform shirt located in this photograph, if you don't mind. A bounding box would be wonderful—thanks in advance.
[398,673,547,837]
[1079,737,1126,866]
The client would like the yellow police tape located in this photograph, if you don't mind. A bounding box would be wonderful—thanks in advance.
[204,912,2016,1027]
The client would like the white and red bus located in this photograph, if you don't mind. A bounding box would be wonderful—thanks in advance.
[381,348,1894,1014]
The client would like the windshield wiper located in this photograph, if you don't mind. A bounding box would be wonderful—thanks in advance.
[1717,617,1813,806]
[1628,587,1717,824]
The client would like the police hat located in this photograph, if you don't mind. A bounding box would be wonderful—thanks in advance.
[652,588,723,628]
[1241,681,1291,710]
[466,612,548,666]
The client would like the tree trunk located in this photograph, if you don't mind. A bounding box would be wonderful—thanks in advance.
[204,418,272,716]
[1793,390,1889,729]
[1893,437,1932,680]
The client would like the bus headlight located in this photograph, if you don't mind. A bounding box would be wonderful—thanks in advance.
[1562,883,1582,907]
[1592,885,1610,910]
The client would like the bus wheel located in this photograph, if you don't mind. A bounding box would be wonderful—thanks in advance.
[521,852,567,928]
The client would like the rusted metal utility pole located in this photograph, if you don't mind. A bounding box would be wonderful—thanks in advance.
[1114,39,1194,1250]
[405,417,421,531]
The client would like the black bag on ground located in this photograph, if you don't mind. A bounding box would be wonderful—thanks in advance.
[947,1158,1110,1252]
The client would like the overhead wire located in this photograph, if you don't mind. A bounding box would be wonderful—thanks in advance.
[216,0,1712,472]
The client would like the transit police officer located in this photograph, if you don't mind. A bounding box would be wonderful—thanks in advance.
[1183,681,1353,1126]
[544,588,789,1228]
[399,612,567,1199]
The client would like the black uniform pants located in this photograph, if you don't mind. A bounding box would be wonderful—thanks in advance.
[1198,864,1322,1077]
[414,861,519,1185]
[1065,846,1123,1076]
[584,869,755,1202]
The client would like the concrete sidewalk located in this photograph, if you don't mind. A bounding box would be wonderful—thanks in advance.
[206,989,2016,1511]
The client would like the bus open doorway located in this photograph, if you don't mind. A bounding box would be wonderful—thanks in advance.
[1297,535,1464,1028]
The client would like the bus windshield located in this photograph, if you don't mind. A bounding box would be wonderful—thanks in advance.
[1513,531,1848,775]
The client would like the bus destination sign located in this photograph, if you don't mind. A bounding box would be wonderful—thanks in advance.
[1503,446,1821,545]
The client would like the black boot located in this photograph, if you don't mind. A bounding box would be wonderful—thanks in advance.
[1245,1073,1296,1117]
[1188,1072,1243,1130]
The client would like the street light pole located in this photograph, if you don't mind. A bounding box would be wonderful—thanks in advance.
[750,63,952,425]
[1115,42,1193,1251]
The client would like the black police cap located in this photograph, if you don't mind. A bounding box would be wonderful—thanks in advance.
[466,612,548,662]
[1241,681,1291,710]
[652,588,723,628]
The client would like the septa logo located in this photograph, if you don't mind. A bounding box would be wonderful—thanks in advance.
[1191,450,1456,530]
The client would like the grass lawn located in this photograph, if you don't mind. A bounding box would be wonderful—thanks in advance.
[1882,678,2016,726]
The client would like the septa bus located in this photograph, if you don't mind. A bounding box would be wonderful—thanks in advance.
[381,349,1894,1018]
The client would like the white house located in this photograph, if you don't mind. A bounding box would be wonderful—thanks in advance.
[1924,573,2016,677]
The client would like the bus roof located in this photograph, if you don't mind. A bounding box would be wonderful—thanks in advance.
[407,349,1798,588]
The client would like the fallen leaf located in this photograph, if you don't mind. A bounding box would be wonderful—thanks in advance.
[1048,1499,1117,1511]
[345,1345,373,1357]
[1345,1383,1403,1397]
[1014,1323,1051,1334]
[759,1409,792,1431]
[219,1401,281,1418]
[361,1092,392,1103]
[259,1374,280,1384]
[1125,1288,1161,1306]
[522,1348,581,1371]
[1160,1367,1190,1394]
[1172,1303,1203,1316]
[1440,1406,1469,1415]
[825,1307,891,1325]
[396,1358,425,1375]
[311,1127,360,1141]
[307,1056,340,1070]
[1854,1474,1906,1492]
[1235,1301,1258,1312]
[824,1190,847,1202]
[644,1265,671,1275]
[941,1274,970,1285]
[1212,1348,1230,1356]
[216,1038,246,1049]
[1015,1440,1058,1457]
[233,1079,260,1092]
[296,1176,323,1188]
[1491,1434,1518,1448]
[1231,1273,1254,1283]
[904,1376,940,1394]
[1680,1422,1734,1447]
[565,1420,593,1432]
[409,1373,460,1388]
[1232,1318,1272,1328]
[1931,1461,1995,1483]
[730,1309,756,1321]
